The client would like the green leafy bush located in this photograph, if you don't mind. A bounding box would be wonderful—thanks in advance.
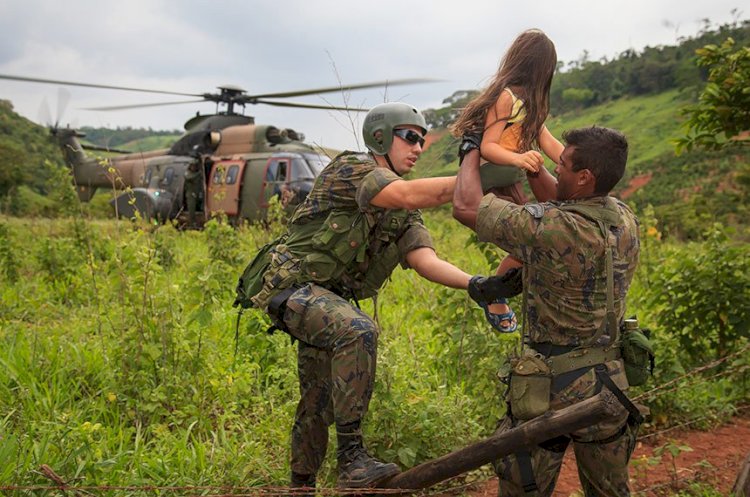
[643,224,749,362]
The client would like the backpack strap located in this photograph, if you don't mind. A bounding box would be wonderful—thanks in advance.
[582,218,619,348]
[595,365,644,424]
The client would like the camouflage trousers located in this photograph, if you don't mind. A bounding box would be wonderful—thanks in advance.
[493,415,639,497]
[186,192,199,224]
[281,283,379,476]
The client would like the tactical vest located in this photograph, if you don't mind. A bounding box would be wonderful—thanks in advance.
[237,204,414,311]
[509,198,653,422]
[521,198,625,347]
[289,206,413,301]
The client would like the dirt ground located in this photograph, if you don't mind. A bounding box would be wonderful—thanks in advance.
[455,413,750,497]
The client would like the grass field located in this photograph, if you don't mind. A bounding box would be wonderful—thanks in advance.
[1,210,747,491]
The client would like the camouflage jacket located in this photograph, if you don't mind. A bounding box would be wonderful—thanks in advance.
[477,194,640,346]
[477,194,641,440]
[252,152,433,310]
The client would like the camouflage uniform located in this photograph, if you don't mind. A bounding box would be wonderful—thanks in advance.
[475,193,640,497]
[184,162,203,226]
[253,152,434,477]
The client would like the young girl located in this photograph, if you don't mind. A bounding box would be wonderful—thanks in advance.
[451,29,564,332]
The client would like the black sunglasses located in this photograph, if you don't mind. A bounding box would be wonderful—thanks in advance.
[393,128,425,148]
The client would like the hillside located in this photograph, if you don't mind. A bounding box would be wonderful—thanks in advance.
[1,17,748,236]
[419,89,749,239]
[0,100,69,214]
[80,126,182,149]
[113,134,180,152]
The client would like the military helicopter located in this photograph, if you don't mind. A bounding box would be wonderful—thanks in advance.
[0,73,432,225]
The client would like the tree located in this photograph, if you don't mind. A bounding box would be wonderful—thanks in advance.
[677,37,750,152]
[561,87,595,108]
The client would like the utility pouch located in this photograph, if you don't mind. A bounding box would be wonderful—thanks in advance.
[621,319,655,387]
[509,350,552,420]
[311,211,367,265]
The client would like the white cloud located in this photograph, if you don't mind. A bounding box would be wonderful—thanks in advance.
[0,0,743,149]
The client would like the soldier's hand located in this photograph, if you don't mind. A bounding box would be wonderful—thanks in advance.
[468,268,523,306]
[458,132,482,166]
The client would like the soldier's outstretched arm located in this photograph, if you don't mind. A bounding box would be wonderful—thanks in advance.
[452,149,483,230]
[370,176,456,210]
[528,126,561,202]
[405,247,471,289]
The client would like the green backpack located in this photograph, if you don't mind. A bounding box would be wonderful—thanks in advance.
[233,236,283,309]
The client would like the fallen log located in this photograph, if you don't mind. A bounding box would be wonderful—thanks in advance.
[733,451,750,497]
[381,390,622,490]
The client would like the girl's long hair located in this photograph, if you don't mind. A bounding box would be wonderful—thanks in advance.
[450,29,557,153]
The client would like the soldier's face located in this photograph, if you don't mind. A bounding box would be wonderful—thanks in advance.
[555,146,585,201]
[388,125,424,175]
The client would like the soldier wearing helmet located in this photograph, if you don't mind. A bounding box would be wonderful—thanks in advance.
[251,102,472,490]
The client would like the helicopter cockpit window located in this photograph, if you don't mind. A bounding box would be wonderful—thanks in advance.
[265,162,278,182]
[225,165,239,185]
[162,167,175,187]
[303,153,328,176]
[291,158,310,180]
[213,166,225,184]
[276,161,288,182]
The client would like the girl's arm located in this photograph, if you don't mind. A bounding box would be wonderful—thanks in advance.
[480,90,543,173]
[539,125,564,163]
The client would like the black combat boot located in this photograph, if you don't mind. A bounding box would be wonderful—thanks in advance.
[290,472,316,497]
[336,422,399,488]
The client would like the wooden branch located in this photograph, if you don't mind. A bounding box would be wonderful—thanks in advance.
[733,451,750,497]
[381,390,622,490]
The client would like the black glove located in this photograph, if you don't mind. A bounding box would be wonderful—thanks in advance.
[458,132,482,166]
[468,267,523,305]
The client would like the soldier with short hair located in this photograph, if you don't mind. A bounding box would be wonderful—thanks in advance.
[251,103,472,490]
[454,126,642,497]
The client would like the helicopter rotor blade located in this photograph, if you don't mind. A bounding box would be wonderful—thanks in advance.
[38,96,53,127]
[253,99,369,112]
[83,99,207,111]
[247,78,442,99]
[0,73,202,97]
[56,87,71,127]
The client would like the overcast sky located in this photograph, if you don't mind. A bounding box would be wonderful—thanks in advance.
[0,0,743,151]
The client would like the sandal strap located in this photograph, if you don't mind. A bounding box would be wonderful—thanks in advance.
[481,302,518,333]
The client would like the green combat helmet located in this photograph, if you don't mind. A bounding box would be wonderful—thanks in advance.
[363,102,427,155]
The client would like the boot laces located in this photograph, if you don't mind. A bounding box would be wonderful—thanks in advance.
[344,445,370,466]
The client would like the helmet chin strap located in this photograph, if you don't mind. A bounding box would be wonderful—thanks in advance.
[384,154,402,177]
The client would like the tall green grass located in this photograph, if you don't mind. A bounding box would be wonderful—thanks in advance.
[0,211,747,490]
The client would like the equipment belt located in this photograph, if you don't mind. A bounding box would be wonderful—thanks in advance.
[529,343,642,426]
[544,346,622,376]
[528,343,622,395]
